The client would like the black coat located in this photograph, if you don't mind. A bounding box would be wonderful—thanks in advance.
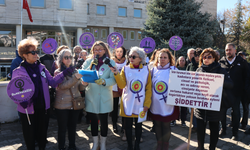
[194,62,234,122]
[186,57,198,71]
[219,56,249,96]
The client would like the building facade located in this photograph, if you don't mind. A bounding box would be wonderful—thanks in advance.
[0,0,217,66]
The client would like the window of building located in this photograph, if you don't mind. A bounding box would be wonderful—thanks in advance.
[137,31,142,40]
[118,7,127,17]
[101,29,107,39]
[130,31,135,40]
[85,28,90,33]
[87,4,89,14]
[134,9,142,18]
[59,0,72,10]
[97,5,106,15]
[31,0,45,8]
[122,30,127,40]
[0,31,16,47]
[93,29,98,38]
[0,0,5,5]
[25,31,76,54]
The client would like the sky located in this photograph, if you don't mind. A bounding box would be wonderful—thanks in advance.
[217,0,247,13]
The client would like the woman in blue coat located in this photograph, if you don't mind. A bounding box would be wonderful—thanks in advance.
[81,41,116,150]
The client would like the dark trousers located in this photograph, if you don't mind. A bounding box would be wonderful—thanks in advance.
[221,96,241,135]
[19,108,49,150]
[196,118,219,150]
[240,96,249,126]
[124,117,142,149]
[112,97,119,124]
[180,107,187,123]
[88,112,108,137]
[154,120,171,142]
[56,109,81,149]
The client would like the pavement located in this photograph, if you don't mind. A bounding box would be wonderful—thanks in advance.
[1,106,250,150]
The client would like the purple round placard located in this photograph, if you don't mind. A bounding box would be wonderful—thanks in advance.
[169,36,183,51]
[107,32,124,49]
[7,76,35,103]
[42,38,58,54]
[79,32,95,49]
[140,37,156,54]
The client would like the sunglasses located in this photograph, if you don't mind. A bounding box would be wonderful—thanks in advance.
[26,51,39,55]
[64,56,73,60]
[129,55,139,59]
[203,56,213,60]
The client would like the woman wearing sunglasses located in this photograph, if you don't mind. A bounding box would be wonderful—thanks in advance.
[81,41,116,150]
[110,46,152,150]
[149,49,179,150]
[195,48,233,150]
[111,46,127,134]
[54,49,85,150]
[11,37,75,150]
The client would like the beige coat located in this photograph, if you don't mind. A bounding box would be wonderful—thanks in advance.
[54,70,86,110]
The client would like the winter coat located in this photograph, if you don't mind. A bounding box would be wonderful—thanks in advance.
[12,64,64,114]
[39,54,57,76]
[219,56,249,96]
[54,70,86,110]
[186,57,198,72]
[10,50,23,78]
[81,58,116,114]
[194,62,234,122]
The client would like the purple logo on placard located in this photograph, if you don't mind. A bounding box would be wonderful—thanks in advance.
[79,32,95,49]
[169,36,183,51]
[140,37,156,54]
[7,77,35,102]
[42,38,58,54]
[101,68,104,71]
[107,32,124,49]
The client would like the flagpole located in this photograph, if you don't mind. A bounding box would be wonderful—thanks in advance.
[21,0,23,40]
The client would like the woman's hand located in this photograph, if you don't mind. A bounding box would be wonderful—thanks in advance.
[143,106,149,112]
[75,73,83,79]
[109,67,118,75]
[82,81,88,86]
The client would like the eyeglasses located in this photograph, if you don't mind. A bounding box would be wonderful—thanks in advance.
[129,55,139,59]
[203,56,213,60]
[26,51,39,55]
[195,55,200,57]
[159,57,168,59]
[94,49,104,53]
[64,56,73,60]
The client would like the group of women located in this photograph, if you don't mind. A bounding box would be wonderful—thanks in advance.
[12,36,232,150]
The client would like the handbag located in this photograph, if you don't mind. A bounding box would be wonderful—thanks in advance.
[67,77,85,110]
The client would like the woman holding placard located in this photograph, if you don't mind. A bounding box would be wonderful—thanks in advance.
[195,48,233,150]
[149,49,179,150]
[54,49,86,150]
[110,46,152,150]
[11,37,75,150]
[81,41,116,150]
[111,46,127,133]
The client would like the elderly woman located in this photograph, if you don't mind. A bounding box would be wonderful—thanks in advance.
[110,46,152,150]
[149,49,179,150]
[54,49,85,150]
[111,46,127,133]
[73,45,82,65]
[175,56,187,127]
[79,50,88,61]
[81,41,116,150]
[11,37,74,150]
[51,45,70,74]
[195,48,233,150]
